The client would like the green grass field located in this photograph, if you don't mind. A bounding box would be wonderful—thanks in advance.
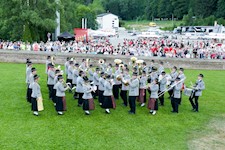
[123,20,183,30]
[0,63,224,150]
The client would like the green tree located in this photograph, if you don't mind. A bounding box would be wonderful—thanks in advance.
[216,0,225,18]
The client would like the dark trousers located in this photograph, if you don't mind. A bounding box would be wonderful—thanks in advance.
[168,89,173,98]
[47,84,54,100]
[189,96,199,111]
[83,99,89,110]
[31,97,38,111]
[120,90,128,106]
[27,88,32,103]
[73,84,78,99]
[56,96,63,111]
[129,96,137,113]
[171,97,179,113]
[98,90,104,104]
[78,93,84,105]
[113,84,120,99]
[159,92,164,106]
[52,89,56,103]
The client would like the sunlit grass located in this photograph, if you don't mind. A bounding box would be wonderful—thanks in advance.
[0,63,224,150]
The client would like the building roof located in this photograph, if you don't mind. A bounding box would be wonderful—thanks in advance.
[97,13,118,18]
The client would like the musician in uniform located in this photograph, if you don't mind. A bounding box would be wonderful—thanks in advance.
[53,69,61,106]
[76,71,85,107]
[98,72,106,106]
[102,75,116,114]
[128,72,139,114]
[189,74,205,112]
[168,66,178,98]
[113,64,122,100]
[159,71,167,106]
[142,62,148,73]
[88,64,94,82]
[67,60,74,86]
[45,56,51,74]
[72,63,79,99]
[82,76,95,115]
[178,68,186,105]
[139,71,147,107]
[55,75,70,115]
[148,78,159,115]
[31,75,42,116]
[171,77,183,113]
[26,61,32,102]
[27,67,37,103]
[93,67,100,99]
[47,63,55,100]
[158,61,164,75]
[64,57,70,82]
[120,68,130,107]
[106,63,113,75]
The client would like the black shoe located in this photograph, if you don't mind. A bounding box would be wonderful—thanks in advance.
[171,111,178,113]
[192,108,196,112]
[194,110,199,112]
[77,104,82,107]
[129,111,135,114]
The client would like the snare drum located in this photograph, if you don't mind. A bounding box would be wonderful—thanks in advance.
[184,88,193,96]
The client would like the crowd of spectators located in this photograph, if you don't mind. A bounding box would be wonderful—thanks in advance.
[1,37,225,60]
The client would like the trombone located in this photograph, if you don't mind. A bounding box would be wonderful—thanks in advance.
[158,77,186,97]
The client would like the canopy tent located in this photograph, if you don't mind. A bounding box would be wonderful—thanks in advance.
[57,32,75,41]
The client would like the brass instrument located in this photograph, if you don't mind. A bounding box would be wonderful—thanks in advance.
[130,57,137,66]
[116,74,122,81]
[158,77,186,97]
[114,59,122,64]
[98,59,105,64]
[62,79,72,90]
[119,64,124,70]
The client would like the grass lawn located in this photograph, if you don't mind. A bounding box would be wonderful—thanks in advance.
[123,20,183,30]
[0,62,224,150]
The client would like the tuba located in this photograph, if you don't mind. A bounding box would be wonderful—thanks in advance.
[114,59,122,65]
[130,57,137,66]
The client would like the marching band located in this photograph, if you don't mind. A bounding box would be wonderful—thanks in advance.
[25,56,205,116]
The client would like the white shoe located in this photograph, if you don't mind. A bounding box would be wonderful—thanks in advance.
[85,111,90,115]
[105,109,110,114]
[99,103,102,106]
[152,111,156,115]
[58,111,63,115]
[54,103,56,106]
[33,111,39,116]
[141,103,145,107]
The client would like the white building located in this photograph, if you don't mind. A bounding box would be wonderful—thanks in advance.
[96,13,119,30]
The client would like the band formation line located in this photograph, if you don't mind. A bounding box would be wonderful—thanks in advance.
[25,56,205,116]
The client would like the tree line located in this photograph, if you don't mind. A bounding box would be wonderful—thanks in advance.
[0,0,225,42]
